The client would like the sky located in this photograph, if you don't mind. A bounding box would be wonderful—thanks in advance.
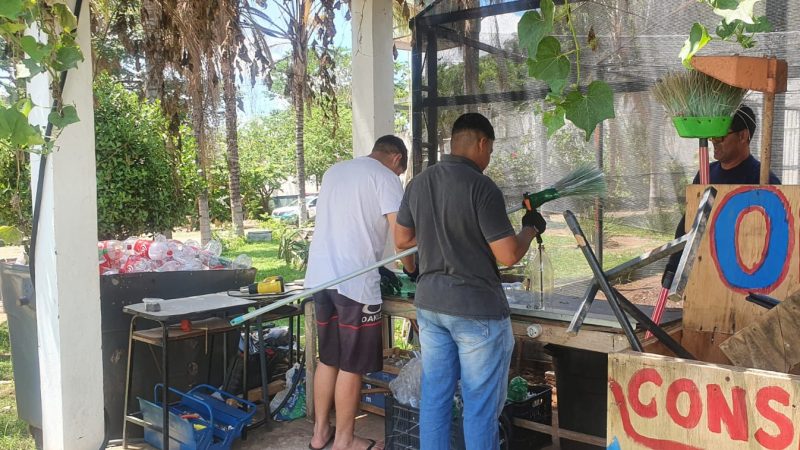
[239,3,411,122]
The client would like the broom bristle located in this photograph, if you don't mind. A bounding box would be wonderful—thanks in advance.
[552,164,607,199]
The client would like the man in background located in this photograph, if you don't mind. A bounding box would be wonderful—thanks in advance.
[663,104,780,283]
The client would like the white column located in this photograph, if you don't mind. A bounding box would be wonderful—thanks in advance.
[351,0,395,157]
[28,2,104,448]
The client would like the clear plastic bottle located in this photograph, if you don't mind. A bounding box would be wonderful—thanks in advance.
[525,239,554,310]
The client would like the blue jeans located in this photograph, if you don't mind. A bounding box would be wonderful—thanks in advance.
[417,308,514,450]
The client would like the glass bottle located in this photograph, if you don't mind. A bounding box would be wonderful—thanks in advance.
[525,238,554,310]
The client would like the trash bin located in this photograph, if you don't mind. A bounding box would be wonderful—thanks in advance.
[0,262,257,441]
[0,262,41,439]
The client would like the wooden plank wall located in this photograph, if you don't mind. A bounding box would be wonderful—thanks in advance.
[683,185,800,361]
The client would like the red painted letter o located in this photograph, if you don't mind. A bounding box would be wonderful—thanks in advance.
[666,378,702,429]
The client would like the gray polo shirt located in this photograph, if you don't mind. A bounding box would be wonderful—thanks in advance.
[397,154,515,319]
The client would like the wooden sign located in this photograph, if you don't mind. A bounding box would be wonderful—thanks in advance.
[683,185,800,357]
[608,352,800,450]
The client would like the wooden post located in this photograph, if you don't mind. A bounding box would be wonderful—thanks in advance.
[304,301,317,420]
[760,92,776,184]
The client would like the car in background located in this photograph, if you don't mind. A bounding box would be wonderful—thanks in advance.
[271,196,318,222]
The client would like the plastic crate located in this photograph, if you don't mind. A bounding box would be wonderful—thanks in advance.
[505,384,552,422]
[363,371,398,411]
[384,396,466,450]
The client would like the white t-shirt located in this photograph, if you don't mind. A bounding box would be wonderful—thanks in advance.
[304,156,404,304]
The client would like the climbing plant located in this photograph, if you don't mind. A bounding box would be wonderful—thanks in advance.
[518,0,614,141]
[0,1,83,152]
[680,0,771,68]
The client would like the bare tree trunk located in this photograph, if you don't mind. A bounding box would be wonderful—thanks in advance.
[191,82,212,244]
[463,1,480,99]
[141,0,165,101]
[222,41,245,236]
[292,39,309,226]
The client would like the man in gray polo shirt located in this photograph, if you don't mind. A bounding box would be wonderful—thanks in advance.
[395,113,546,450]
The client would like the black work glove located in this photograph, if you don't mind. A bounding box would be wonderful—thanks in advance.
[403,265,419,283]
[379,266,402,296]
[522,209,546,235]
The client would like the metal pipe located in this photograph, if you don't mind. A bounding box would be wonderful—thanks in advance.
[564,210,643,351]
[231,204,526,326]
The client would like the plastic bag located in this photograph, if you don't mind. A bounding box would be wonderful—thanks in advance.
[389,357,422,407]
[272,363,306,421]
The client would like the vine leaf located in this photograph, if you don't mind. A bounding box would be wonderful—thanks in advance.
[713,0,759,24]
[51,3,78,32]
[0,22,25,34]
[53,38,84,71]
[711,0,739,9]
[526,37,570,95]
[563,81,615,141]
[679,23,711,69]
[48,105,79,129]
[0,0,24,20]
[517,0,554,57]
[0,107,44,147]
[543,106,565,138]
[20,36,52,62]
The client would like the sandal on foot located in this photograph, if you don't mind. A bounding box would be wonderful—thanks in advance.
[308,427,335,450]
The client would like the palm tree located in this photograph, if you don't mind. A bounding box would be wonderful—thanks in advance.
[219,1,246,236]
[245,0,343,226]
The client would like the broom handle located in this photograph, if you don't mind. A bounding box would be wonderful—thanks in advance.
[231,204,527,325]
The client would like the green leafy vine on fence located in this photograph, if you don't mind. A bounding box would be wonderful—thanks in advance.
[1,0,84,152]
[680,0,771,68]
[518,0,614,141]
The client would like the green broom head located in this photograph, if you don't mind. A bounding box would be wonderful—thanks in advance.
[652,70,747,118]
[524,164,607,210]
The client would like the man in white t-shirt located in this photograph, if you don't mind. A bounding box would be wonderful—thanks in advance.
[306,135,415,450]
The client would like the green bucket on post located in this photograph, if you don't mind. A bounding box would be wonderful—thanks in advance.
[671,116,733,139]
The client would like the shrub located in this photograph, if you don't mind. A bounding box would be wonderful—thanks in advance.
[94,73,195,239]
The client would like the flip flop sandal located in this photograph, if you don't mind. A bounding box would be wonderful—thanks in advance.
[366,438,377,450]
[308,427,335,450]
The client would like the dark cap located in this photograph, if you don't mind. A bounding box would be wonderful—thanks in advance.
[731,105,756,140]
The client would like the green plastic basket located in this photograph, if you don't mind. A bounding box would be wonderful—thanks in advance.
[671,116,733,139]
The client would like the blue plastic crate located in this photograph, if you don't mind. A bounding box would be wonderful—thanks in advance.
[362,371,397,411]
[140,384,256,450]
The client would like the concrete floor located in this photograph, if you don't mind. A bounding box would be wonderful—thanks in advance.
[108,412,386,450]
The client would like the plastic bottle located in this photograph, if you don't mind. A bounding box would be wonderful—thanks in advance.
[148,241,173,261]
[122,255,154,273]
[525,239,554,310]
[233,254,252,269]
[98,240,125,265]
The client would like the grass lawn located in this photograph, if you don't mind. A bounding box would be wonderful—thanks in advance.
[0,322,35,450]
[222,240,305,283]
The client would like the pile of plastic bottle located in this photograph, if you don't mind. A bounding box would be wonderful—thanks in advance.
[97,235,252,275]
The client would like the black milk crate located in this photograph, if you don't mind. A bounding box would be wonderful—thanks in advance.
[384,396,466,450]
[505,384,552,422]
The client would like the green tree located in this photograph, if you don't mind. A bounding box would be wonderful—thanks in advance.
[94,74,195,239]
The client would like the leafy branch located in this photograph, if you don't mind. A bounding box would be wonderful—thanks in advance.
[679,0,771,68]
[0,0,84,153]
[518,0,614,141]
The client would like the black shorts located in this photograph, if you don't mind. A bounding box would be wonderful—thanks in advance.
[313,289,383,374]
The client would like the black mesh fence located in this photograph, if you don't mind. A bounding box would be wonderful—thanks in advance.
[411,0,800,302]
